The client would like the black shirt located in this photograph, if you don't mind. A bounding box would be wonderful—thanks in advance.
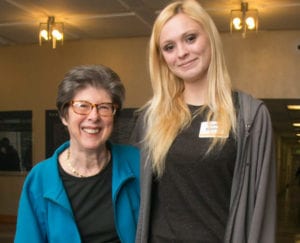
[150,106,237,242]
[59,160,120,243]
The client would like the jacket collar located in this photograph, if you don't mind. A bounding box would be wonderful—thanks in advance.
[42,141,136,208]
[42,141,73,212]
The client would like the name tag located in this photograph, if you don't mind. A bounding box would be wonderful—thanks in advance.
[199,121,228,138]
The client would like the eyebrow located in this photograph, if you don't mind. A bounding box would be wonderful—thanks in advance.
[160,28,200,41]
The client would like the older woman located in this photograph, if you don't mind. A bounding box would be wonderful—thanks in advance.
[15,65,140,243]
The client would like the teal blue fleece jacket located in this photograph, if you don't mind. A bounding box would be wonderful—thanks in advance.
[15,141,140,243]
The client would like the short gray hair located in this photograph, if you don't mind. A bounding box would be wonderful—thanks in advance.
[56,64,125,119]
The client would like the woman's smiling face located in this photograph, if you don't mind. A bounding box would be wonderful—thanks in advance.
[62,86,114,151]
[159,13,211,84]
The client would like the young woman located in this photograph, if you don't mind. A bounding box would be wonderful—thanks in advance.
[15,65,140,243]
[131,1,276,242]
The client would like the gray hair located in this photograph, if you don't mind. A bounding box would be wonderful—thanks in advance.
[56,64,125,119]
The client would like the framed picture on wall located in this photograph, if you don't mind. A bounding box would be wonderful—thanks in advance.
[0,111,32,172]
[45,110,69,158]
[45,108,137,157]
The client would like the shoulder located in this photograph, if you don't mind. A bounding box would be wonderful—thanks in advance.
[236,90,263,109]
[236,90,270,121]
[20,158,55,201]
[110,143,140,178]
[235,91,272,133]
[23,142,69,189]
[25,157,55,182]
[110,143,139,155]
[23,164,55,200]
[110,143,140,166]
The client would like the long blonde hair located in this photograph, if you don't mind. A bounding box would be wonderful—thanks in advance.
[143,0,236,177]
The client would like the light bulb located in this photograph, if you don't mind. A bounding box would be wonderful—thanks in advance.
[246,17,255,30]
[232,17,242,30]
[52,29,63,40]
[40,30,48,40]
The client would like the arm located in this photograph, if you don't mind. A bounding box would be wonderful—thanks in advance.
[226,94,276,243]
[247,104,276,243]
[15,178,46,243]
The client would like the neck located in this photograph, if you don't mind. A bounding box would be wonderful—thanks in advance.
[65,147,111,177]
[183,80,208,106]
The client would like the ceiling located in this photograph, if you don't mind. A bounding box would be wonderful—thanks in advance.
[0,0,300,46]
[0,0,300,147]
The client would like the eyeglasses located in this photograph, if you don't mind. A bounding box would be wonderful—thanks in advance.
[70,100,117,117]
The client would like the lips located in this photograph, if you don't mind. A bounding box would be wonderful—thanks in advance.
[178,58,196,68]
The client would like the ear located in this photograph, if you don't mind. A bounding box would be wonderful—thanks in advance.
[61,116,68,127]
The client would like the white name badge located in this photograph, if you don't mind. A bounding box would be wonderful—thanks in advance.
[199,121,228,138]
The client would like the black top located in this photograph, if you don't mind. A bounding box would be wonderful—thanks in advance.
[59,159,121,243]
[150,106,237,243]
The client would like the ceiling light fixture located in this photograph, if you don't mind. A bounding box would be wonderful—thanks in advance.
[39,16,64,49]
[293,123,300,127]
[230,2,258,38]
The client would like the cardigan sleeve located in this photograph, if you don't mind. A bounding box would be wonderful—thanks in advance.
[225,93,276,243]
[15,177,46,243]
[247,103,276,243]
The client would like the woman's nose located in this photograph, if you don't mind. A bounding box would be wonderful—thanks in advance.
[177,43,188,58]
[87,107,100,120]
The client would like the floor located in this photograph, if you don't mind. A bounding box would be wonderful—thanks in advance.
[1,184,300,243]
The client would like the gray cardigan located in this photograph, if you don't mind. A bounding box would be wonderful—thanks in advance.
[131,91,276,243]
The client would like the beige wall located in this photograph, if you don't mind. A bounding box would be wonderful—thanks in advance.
[0,173,25,215]
[223,31,300,98]
[0,37,152,164]
[0,30,299,215]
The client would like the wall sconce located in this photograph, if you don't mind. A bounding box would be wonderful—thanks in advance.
[39,16,64,49]
[230,2,258,38]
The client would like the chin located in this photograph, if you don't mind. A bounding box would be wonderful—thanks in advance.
[81,142,103,150]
